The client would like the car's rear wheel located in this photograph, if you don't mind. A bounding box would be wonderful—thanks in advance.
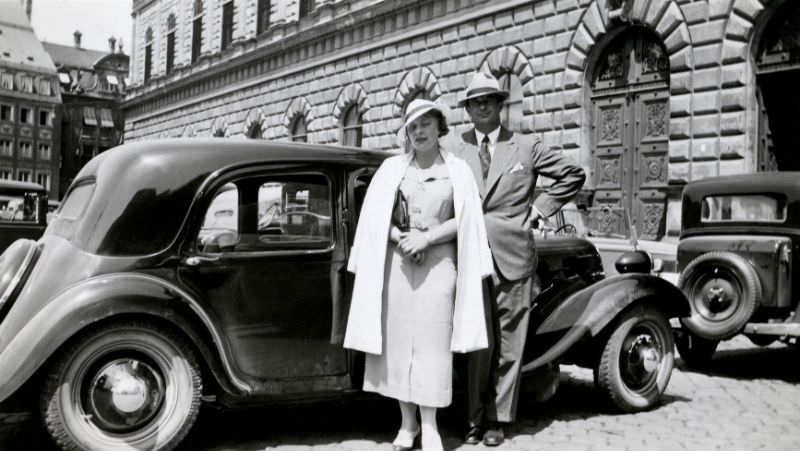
[595,306,674,412]
[679,251,761,340]
[40,321,202,451]
[675,330,718,367]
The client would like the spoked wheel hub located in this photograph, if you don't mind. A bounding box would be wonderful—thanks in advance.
[83,358,165,433]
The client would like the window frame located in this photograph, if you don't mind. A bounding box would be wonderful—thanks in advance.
[290,115,308,142]
[221,0,234,51]
[340,104,362,147]
[256,0,271,35]
[195,169,336,257]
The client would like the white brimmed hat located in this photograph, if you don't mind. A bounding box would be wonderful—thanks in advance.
[458,72,509,107]
[396,99,449,145]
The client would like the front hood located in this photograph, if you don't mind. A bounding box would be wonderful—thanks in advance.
[0,234,139,350]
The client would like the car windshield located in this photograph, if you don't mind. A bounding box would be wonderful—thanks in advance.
[701,194,786,222]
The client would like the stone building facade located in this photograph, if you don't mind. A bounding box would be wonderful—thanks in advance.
[0,1,61,199]
[123,0,800,240]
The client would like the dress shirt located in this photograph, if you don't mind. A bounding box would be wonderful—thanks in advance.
[474,128,501,159]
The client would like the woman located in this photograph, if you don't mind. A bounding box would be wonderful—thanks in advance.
[344,99,494,451]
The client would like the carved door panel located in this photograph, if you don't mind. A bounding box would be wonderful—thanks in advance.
[591,95,631,237]
[632,90,669,240]
[591,89,668,240]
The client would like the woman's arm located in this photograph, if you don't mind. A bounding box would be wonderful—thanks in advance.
[398,218,456,255]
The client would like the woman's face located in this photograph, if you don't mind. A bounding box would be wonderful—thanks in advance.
[406,112,440,154]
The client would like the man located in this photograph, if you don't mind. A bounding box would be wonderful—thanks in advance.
[451,72,586,447]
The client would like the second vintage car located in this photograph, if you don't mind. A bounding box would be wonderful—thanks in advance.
[0,139,689,450]
[675,172,800,364]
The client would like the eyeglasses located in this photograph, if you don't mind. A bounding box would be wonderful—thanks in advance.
[466,96,501,107]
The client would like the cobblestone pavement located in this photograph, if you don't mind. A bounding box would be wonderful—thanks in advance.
[2,336,799,451]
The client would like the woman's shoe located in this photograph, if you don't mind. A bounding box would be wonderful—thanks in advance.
[421,428,444,451]
[392,428,420,451]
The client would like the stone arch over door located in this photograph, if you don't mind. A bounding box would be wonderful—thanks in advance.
[284,97,314,141]
[332,84,370,123]
[588,26,671,241]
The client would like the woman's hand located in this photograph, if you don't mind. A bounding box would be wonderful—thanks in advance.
[398,229,431,256]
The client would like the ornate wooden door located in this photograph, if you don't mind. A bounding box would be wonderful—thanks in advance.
[590,28,669,240]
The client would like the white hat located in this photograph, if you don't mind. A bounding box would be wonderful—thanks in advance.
[458,72,509,107]
[396,99,449,145]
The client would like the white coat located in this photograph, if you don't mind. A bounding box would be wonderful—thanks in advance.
[344,150,494,355]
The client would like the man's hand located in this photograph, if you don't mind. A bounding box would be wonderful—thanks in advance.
[523,208,544,230]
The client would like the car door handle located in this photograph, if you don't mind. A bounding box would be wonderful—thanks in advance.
[183,255,221,266]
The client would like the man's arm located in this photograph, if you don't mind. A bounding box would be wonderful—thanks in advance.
[528,137,586,218]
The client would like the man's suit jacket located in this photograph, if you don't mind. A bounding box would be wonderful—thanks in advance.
[451,127,586,281]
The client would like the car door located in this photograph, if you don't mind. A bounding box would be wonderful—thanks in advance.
[178,166,350,395]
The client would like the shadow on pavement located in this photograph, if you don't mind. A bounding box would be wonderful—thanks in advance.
[677,343,800,382]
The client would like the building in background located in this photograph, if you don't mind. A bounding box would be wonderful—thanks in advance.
[0,1,60,199]
[122,0,800,240]
[43,31,129,197]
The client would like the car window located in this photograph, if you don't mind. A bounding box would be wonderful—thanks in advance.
[198,173,332,253]
[58,183,95,220]
[701,194,786,222]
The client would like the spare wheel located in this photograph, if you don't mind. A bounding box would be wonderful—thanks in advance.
[678,251,760,340]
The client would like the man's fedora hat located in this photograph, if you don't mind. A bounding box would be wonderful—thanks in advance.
[458,72,509,107]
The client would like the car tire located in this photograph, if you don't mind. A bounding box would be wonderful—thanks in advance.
[595,306,674,413]
[40,321,202,451]
[675,330,718,367]
[678,251,761,340]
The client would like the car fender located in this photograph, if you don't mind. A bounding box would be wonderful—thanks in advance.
[523,273,688,372]
[0,272,251,403]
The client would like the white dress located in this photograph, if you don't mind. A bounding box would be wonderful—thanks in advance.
[362,164,457,407]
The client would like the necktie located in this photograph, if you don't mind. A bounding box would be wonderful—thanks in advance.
[479,135,491,180]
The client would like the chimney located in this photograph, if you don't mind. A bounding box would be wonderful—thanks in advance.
[21,0,32,20]
[73,30,82,49]
[108,36,117,54]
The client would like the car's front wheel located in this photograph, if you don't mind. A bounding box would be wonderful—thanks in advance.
[40,321,202,451]
[595,306,674,412]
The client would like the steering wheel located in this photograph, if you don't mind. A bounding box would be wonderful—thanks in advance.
[553,223,577,235]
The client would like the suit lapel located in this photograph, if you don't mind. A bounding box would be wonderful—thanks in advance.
[459,130,486,197]
[484,128,518,197]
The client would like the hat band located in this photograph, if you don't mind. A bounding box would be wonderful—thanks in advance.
[465,86,505,98]
[403,103,436,123]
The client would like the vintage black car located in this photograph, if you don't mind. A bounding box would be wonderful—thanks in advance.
[676,172,800,364]
[0,139,688,451]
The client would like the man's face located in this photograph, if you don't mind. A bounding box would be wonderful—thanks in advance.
[466,95,502,130]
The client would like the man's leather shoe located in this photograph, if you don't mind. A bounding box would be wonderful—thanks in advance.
[463,424,483,445]
[482,423,505,447]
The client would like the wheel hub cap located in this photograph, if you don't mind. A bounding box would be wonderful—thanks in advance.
[85,359,165,433]
[623,333,662,388]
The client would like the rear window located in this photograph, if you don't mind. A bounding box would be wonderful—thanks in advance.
[58,183,95,220]
[701,194,786,222]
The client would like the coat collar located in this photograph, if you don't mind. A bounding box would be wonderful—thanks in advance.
[460,127,518,201]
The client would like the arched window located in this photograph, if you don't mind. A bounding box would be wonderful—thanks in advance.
[340,104,362,147]
[246,121,263,139]
[498,73,523,132]
[166,14,177,74]
[192,0,204,63]
[144,27,153,82]
[401,89,426,116]
[290,115,307,142]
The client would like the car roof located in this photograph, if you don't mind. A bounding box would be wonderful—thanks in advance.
[683,172,800,199]
[55,138,389,256]
[77,138,389,183]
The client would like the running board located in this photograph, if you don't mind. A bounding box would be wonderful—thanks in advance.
[743,322,800,337]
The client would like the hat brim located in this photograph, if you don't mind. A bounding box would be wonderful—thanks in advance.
[457,90,509,107]
[396,103,449,146]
